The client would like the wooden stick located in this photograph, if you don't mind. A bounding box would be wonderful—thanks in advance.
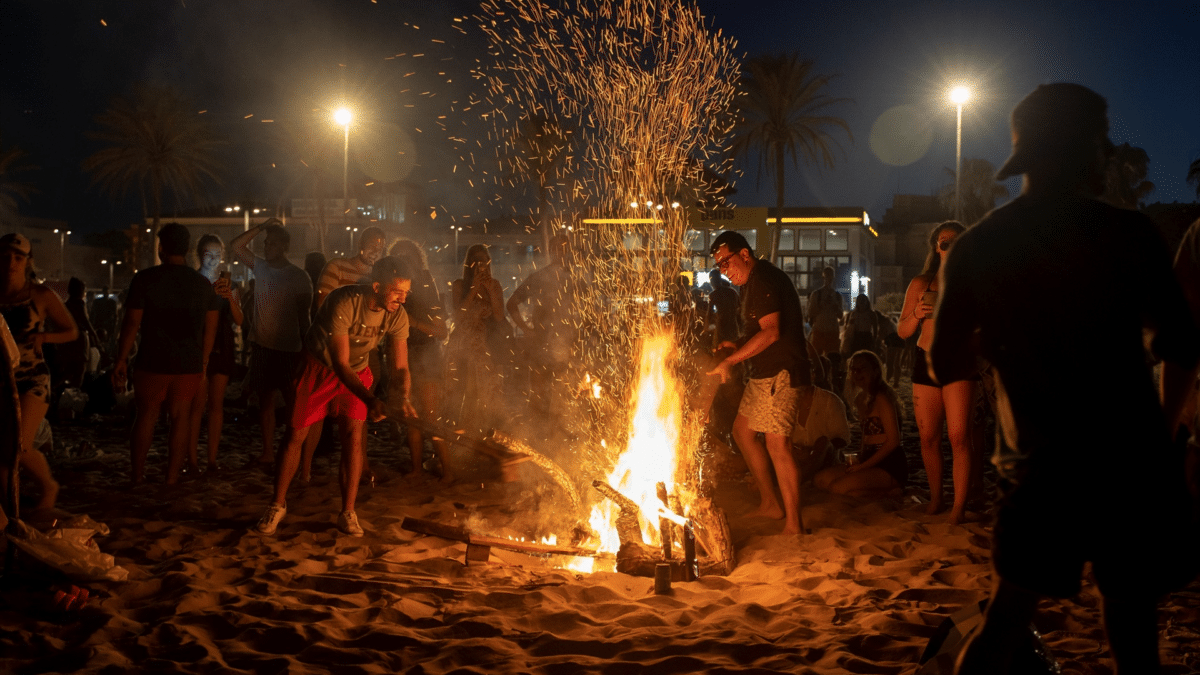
[401,517,604,558]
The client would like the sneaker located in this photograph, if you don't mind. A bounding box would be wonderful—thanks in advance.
[255,503,287,535]
[337,510,364,537]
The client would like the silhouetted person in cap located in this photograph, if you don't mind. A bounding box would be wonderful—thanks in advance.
[936,83,1200,674]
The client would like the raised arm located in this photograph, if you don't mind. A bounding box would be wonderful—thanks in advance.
[229,219,276,268]
[708,311,781,384]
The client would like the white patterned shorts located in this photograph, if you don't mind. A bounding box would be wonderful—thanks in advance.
[738,369,799,436]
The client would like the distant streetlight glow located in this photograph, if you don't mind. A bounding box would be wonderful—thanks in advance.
[334,107,353,252]
[949,86,971,221]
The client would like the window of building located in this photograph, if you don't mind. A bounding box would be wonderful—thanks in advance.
[778,228,795,251]
[776,255,811,293]
[826,228,848,251]
[798,229,821,251]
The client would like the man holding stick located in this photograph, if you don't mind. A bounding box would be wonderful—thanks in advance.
[255,257,417,538]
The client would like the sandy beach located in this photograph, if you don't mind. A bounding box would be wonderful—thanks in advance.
[2,377,1199,675]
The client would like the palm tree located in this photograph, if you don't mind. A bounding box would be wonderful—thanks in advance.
[0,138,38,229]
[939,158,1009,224]
[511,114,573,255]
[730,54,852,260]
[84,85,224,252]
[1103,143,1154,209]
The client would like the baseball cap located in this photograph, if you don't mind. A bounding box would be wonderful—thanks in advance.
[0,233,31,256]
[995,83,1110,181]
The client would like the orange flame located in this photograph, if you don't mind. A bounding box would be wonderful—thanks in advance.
[588,331,683,552]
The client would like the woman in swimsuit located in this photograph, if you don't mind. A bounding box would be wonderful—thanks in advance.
[813,350,906,496]
[897,221,976,524]
[0,233,79,510]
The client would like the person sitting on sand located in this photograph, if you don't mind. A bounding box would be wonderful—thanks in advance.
[113,224,219,486]
[814,350,907,498]
[790,367,851,481]
[255,256,418,538]
[0,233,77,510]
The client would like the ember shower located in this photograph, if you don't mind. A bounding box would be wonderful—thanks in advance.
[473,0,739,549]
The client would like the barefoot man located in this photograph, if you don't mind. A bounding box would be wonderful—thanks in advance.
[255,256,418,538]
[707,231,811,535]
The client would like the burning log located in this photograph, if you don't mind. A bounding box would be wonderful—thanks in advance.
[656,482,673,561]
[400,517,604,564]
[591,480,645,548]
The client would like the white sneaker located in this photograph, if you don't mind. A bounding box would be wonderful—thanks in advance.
[337,510,364,537]
[255,503,286,535]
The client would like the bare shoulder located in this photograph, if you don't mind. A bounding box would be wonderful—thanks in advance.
[905,275,934,294]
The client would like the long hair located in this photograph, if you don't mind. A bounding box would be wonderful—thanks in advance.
[461,244,489,288]
[920,220,966,277]
[844,350,901,423]
[195,233,222,268]
[390,237,429,271]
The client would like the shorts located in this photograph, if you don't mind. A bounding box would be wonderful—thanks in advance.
[207,348,236,378]
[912,345,979,388]
[992,450,1199,600]
[133,370,203,408]
[290,353,374,429]
[738,370,799,436]
[245,343,299,394]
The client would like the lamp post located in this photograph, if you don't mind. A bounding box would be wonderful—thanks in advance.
[334,108,352,243]
[53,228,71,279]
[346,226,358,252]
[452,226,462,263]
[949,86,970,222]
[100,259,121,289]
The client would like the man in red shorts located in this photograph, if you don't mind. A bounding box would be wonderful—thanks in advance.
[255,257,418,537]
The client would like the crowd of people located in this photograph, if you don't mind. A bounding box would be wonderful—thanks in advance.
[1,81,1198,673]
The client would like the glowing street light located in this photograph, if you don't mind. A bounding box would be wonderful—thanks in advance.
[346,225,358,251]
[53,229,71,279]
[100,258,122,289]
[334,107,353,245]
[949,86,971,221]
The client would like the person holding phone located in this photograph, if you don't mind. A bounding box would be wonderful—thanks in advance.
[186,234,243,474]
[897,220,975,524]
[447,244,506,433]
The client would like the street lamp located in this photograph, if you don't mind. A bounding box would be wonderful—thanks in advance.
[452,226,462,263]
[949,86,970,222]
[100,259,122,289]
[334,108,353,242]
[346,226,358,251]
[53,228,71,279]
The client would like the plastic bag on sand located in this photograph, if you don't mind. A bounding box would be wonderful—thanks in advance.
[7,518,128,582]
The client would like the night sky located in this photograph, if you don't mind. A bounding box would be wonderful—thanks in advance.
[2,0,1197,236]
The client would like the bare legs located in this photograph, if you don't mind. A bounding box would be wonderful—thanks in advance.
[733,414,804,534]
[270,416,364,513]
[408,380,451,483]
[186,373,229,471]
[17,393,57,509]
[131,372,198,485]
[914,380,976,523]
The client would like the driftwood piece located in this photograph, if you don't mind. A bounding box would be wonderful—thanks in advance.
[487,430,582,514]
[655,482,673,561]
[397,415,531,482]
[400,517,602,558]
[591,480,644,548]
[689,497,736,576]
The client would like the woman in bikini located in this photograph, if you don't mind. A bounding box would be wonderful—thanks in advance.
[813,350,906,496]
[897,221,976,524]
[0,233,78,511]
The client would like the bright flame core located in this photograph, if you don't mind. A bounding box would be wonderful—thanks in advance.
[588,332,684,552]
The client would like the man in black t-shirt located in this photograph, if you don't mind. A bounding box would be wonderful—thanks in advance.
[938,84,1200,675]
[708,231,810,535]
[113,223,219,485]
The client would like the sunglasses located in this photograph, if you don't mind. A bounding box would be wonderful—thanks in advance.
[714,253,735,271]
